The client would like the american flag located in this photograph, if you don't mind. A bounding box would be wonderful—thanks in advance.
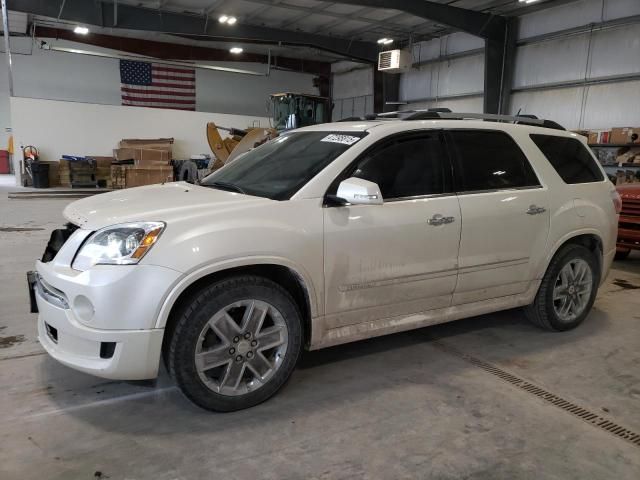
[119,60,196,111]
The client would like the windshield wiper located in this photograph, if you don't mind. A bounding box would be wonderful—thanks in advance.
[205,181,247,195]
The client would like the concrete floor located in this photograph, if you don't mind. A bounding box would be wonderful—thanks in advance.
[1,185,639,480]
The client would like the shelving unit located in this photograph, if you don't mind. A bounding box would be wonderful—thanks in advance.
[589,144,640,148]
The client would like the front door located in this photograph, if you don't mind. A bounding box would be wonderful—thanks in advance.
[323,131,461,330]
[445,129,551,305]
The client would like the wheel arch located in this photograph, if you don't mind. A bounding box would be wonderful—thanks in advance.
[157,258,317,351]
[539,230,604,280]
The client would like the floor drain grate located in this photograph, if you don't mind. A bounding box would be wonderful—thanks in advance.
[430,339,640,448]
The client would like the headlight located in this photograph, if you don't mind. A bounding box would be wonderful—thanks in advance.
[72,222,165,271]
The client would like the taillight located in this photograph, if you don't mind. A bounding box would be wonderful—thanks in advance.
[611,189,622,214]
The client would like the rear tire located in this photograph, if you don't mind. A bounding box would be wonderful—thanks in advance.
[614,249,631,261]
[525,244,599,331]
[168,275,303,412]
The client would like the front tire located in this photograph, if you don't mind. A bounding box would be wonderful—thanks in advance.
[525,244,599,331]
[168,276,303,412]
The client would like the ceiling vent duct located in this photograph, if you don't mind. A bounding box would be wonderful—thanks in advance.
[378,49,412,73]
[0,11,28,35]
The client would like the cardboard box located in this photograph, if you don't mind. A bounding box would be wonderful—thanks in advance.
[126,167,173,188]
[119,138,173,149]
[588,130,611,145]
[114,148,141,162]
[114,148,170,165]
[110,165,128,189]
[138,149,170,165]
[610,127,640,145]
[119,138,173,159]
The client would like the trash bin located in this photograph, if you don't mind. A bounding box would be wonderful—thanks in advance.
[31,162,50,188]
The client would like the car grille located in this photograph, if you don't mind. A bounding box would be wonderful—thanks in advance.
[621,197,640,217]
[42,223,79,262]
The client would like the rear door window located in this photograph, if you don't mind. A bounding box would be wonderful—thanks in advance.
[530,134,604,184]
[447,130,540,192]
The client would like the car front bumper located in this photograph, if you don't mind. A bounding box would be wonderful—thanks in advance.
[31,228,182,380]
[36,288,164,380]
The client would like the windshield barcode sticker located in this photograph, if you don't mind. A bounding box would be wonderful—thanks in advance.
[321,134,361,146]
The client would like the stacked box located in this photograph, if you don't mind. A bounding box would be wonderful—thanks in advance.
[610,127,640,145]
[125,167,173,188]
[587,130,611,145]
[113,138,173,167]
[91,156,114,188]
[111,165,128,189]
[58,160,71,187]
[111,138,174,188]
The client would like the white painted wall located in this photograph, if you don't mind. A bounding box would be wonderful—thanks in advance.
[10,96,269,170]
[0,36,318,148]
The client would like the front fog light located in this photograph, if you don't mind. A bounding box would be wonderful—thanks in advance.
[72,222,165,271]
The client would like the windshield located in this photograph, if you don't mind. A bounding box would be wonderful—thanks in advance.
[201,131,367,200]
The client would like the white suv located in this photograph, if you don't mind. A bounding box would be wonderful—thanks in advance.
[29,113,620,411]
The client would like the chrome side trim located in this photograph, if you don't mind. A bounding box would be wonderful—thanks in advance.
[456,185,543,196]
[384,192,456,202]
[338,268,457,292]
[35,274,69,310]
[458,257,529,274]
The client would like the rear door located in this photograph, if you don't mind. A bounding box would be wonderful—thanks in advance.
[446,129,551,305]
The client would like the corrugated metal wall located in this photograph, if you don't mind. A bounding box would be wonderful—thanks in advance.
[510,0,640,129]
[331,61,374,120]
[342,0,640,129]
[399,32,485,112]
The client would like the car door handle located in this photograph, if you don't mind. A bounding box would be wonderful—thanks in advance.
[428,214,455,226]
[526,205,546,215]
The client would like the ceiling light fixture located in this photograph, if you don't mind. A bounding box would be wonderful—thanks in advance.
[74,26,89,35]
[219,15,237,25]
[377,38,393,45]
[229,47,243,54]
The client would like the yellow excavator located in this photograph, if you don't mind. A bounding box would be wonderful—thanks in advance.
[206,92,330,169]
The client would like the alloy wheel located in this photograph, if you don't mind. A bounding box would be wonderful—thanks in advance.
[552,259,593,323]
[194,299,288,396]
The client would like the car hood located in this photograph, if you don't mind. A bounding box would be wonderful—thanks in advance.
[63,181,271,230]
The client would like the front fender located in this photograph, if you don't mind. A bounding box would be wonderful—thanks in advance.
[154,256,320,329]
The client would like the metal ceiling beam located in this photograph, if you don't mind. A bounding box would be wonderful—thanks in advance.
[328,0,507,41]
[242,0,417,34]
[8,0,379,62]
[331,0,513,114]
[34,25,331,77]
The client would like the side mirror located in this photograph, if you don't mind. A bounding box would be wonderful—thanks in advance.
[332,177,383,206]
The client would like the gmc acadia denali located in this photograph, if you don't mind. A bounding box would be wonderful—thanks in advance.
[29,112,620,411]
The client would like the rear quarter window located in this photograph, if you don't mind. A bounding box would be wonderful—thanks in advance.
[447,130,540,192]
[530,134,604,184]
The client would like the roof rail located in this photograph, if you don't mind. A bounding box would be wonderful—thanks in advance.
[334,109,565,131]
[402,111,566,131]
